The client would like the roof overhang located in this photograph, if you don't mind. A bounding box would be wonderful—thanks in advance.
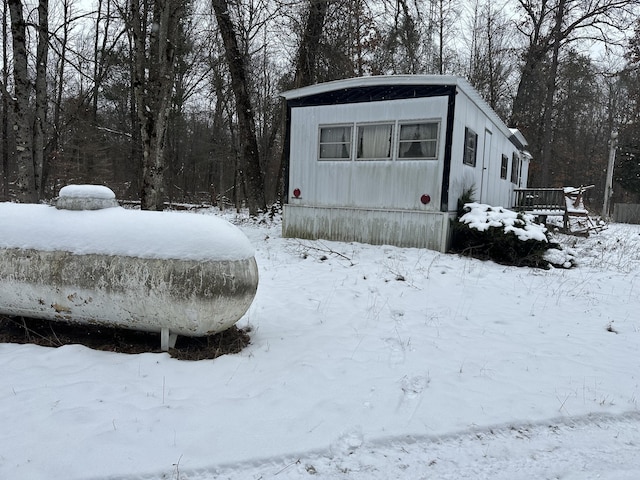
[280,75,464,100]
[508,128,529,150]
[281,75,527,150]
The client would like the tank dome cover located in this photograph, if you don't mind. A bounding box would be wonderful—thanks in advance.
[56,185,119,210]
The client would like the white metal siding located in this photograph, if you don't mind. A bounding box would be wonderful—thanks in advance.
[288,97,449,211]
[447,90,523,210]
[284,78,530,252]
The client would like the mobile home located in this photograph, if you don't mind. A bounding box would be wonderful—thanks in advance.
[281,75,530,252]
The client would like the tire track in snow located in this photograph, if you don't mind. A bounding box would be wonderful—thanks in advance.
[112,411,640,480]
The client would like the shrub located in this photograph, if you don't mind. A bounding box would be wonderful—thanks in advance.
[450,202,571,269]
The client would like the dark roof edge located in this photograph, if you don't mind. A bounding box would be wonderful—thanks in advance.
[282,75,528,150]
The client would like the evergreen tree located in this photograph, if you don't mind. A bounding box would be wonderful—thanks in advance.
[615,20,640,196]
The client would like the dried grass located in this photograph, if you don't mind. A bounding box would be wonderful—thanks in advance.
[0,315,250,361]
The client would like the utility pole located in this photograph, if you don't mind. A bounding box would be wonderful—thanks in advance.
[602,130,618,219]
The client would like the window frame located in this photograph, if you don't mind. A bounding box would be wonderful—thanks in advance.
[318,124,353,161]
[397,121,440,160]
[511,152,520,185]
[463,127,478,167]
[316,119,443,163]
[356,122,394,161]
[500,154,508,179]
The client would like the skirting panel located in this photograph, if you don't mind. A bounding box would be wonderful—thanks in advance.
[283,205,454,252]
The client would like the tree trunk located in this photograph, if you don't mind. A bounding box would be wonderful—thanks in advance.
[34,0,49,197]
[294,0,330,89]
[8,0,36,202]
[130,0,183,211]
[538,0,566,187]
[2,0,10,200]
[211,0,266,216]
[511,44,548,186]
[273,0,329,204]
[52,0,70,168]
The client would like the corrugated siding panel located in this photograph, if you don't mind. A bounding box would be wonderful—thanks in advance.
[283,205,453,252]
[288,97,448,211]
[613,204,640,224]
[446,91,523,210]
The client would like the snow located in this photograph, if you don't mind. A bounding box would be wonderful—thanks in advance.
[460,202,548,242]
[1,209,640,479]
[0,202,254,261]
[59,184,116,199]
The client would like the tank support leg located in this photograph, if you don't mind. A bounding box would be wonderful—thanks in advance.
[160,327,178,351]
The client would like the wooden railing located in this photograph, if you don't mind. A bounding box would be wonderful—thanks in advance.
[513,186,598,234]
[513,188,566,213]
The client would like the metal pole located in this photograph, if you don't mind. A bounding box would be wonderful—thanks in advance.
[602,130,618,219]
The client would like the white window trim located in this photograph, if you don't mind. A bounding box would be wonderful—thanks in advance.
[463,127,478,167]
[396,120,441,161]
[355,122,395,161]
[317,119,442,163]
[318,124,353,161]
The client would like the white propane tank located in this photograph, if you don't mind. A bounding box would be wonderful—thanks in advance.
[0,185,259,350]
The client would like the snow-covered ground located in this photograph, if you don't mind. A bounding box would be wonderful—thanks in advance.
[1,210,639,479]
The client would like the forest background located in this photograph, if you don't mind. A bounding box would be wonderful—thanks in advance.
[1,0,640,215]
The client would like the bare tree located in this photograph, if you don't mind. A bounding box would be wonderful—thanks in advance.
[7,0,36,202]
[127,0,185,210]
[34,0,49,197]
[429,0,460,74]
[312,0,377,79]
[372,0,426,74]
[2,0,10,200]
[511,0,637,186]
[2,0,51,201]
[293,0,330,88]
[466,0,515,119]
[211,0,266,215]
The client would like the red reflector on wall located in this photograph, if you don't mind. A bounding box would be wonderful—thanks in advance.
[293,188,301,198]
[420,194,431,205]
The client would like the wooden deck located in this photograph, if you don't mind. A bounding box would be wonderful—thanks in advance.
[513,186,598,234]
[513,188,566,215]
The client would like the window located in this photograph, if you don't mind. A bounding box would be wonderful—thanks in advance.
[318,120,442,162]
[463,127,478,166]
[357,123,393,160]
[319,125,352,160]
[500,154,508,179]
[511,152,520,185]
[398,122,439,159]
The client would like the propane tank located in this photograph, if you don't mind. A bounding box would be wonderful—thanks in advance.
[0,185,258,350]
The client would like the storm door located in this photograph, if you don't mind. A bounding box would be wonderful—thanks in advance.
[479,129,493,203]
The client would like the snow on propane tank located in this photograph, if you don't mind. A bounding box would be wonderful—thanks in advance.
[0,185,258,350]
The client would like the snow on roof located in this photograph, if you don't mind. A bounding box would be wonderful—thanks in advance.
[508,129,529,150]
[0,202,254,261]
[280,75,525,147]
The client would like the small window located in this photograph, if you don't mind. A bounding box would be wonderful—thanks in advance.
[463,127,478,166]
[500,154,508,179]
[319,125,352,160]
[357,123,393,160]
[511,152,520,185]
[398,122,439,159]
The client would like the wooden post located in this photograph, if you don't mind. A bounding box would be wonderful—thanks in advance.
[602,131,618,219]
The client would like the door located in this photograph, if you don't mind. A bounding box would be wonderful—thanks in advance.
[479,129,493,203]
